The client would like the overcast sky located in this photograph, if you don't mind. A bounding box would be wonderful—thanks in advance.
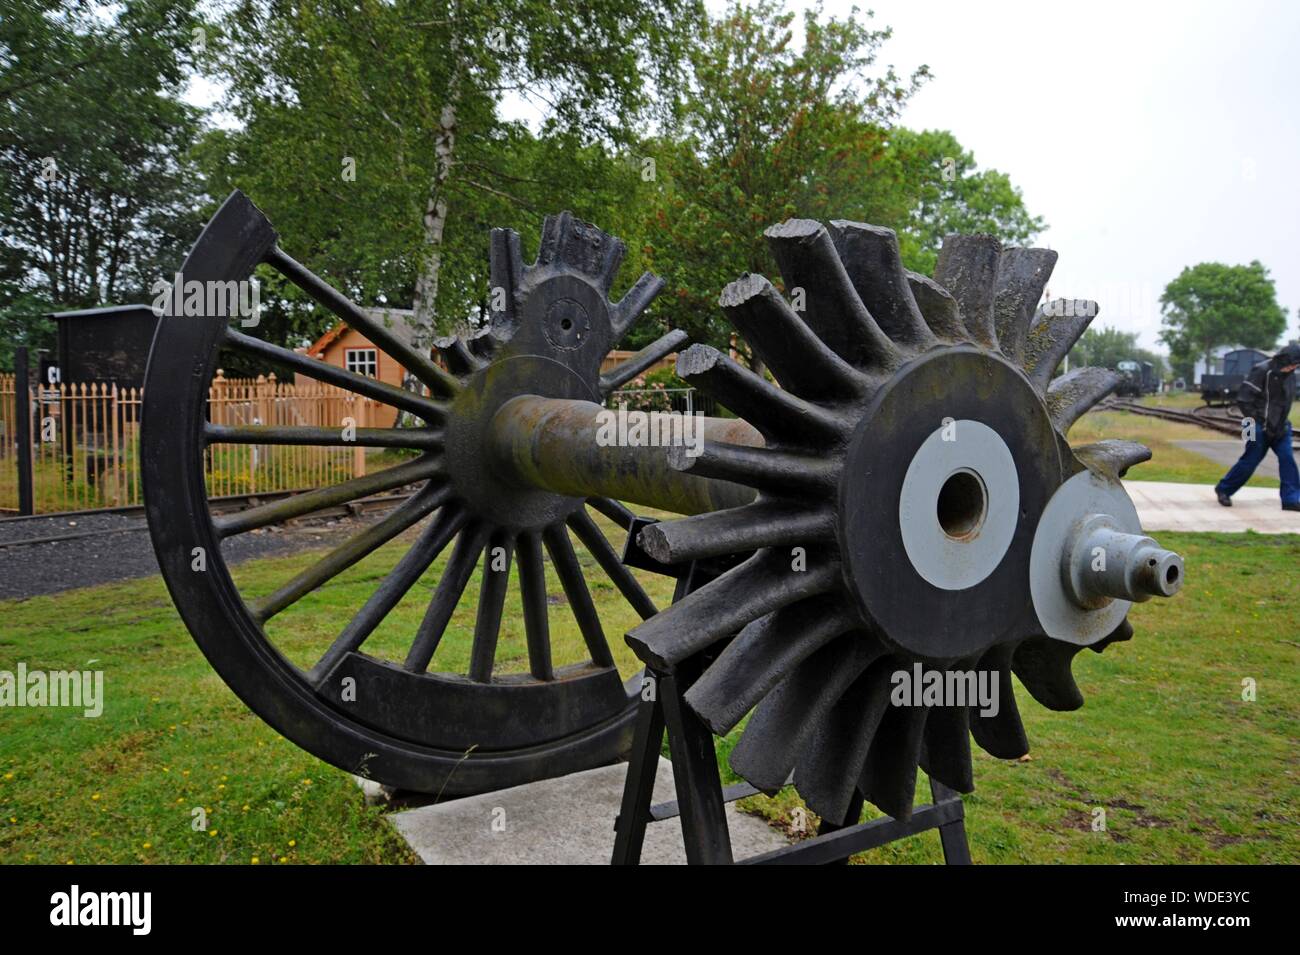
[770,0,1300,351]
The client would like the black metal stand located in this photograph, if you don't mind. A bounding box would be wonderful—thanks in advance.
[611,518,973,866]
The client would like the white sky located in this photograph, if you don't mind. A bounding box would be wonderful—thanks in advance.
[779,0,1300,351]
[188,1,1300,352]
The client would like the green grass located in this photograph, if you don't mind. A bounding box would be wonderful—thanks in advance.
[0,510,675,864]
[1,526,1295,864]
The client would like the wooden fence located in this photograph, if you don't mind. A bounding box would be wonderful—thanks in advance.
[0,372,379,515]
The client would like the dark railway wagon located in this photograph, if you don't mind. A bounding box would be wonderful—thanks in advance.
[1115,359,1157,396]
[1200,348,1269,405]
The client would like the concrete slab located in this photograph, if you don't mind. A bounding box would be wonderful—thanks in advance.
[1124,480,1300,534]
[1173,439,1280,479]
[386,759,790,864]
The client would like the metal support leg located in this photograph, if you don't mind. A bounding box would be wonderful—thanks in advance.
[610,675,665,866]
[660,660,733,864]
[929,778,973,865]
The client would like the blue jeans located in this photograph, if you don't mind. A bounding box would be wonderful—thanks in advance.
[1216,422,1300,504]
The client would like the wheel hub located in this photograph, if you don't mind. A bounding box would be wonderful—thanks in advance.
[838,346,1062,661]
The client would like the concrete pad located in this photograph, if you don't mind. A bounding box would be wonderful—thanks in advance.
[1124,480,1299,534]
[1173,439,1281,479]
[386,759,790,864]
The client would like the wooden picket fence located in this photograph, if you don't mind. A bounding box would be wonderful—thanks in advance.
[0,371,380,515]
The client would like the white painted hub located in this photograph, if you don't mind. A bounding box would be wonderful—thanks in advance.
[898,419,1020,591]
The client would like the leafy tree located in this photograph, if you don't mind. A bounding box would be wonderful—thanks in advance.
[1159,261,1287,376]
[643,0,924,353]
[0,0,204,366]
[881,128,1043,276]
[642,1,1041,359]
[1066,326,1162,378]
[203,0,700,356]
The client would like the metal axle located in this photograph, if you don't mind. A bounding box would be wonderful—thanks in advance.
[1065,514,1184,607]
[489,395,762,515]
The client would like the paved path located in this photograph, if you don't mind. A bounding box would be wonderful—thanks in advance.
[1124,481,1299,534]
[1173,439,1279,479]
[385,759,790,864]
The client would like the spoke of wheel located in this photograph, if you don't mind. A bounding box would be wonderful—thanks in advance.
[516,531,554,681]
[214,456,439,538]
[404,522,490,672]
[599,329,689,395]
[206,422,442,450]
[587,496,635,530]
[467,528,515,683]
[566,507,657,619]
[265,245,459,398]
[543,523,614,668]
[309,505,468,683]
[250,484,448,623]
[224,327,445,422]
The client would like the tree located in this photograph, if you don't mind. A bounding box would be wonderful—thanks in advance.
[0,0,205,366]
[1066,326,1162,378]
[643,1,927,354]
[881,128,1043,276]
[1159,261,1287,376]
[204,0,700,357]
[642,1,1041,357]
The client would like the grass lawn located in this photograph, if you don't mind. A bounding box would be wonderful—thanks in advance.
[1,519,1296,864]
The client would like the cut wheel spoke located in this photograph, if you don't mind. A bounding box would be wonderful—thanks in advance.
[214,456,439,537]
[599,329,689,395]
[517,531,554,681]
[310,505,468,682]
[435,335,483,376]
[587,496,635,530]
[543,523,613,668]
[251,484,448,622]
[611,272,665,342]
[468,529,515,682]
[404,523,489,672]
[224,327,445,421]
[265,245,459,398]
[567,507,657,620]
[206,422,442,450]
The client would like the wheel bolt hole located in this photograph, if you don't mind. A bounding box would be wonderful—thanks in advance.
[937,470,987,540]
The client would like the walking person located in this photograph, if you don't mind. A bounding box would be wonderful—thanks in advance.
[1215,343,1300,510]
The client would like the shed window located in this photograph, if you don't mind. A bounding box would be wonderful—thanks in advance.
[345,348,378,378]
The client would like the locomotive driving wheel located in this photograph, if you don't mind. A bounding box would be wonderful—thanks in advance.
[142,190,684,795]
[624,220,1185,824]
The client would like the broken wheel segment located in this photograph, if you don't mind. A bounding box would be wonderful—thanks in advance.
[143,191,685,795]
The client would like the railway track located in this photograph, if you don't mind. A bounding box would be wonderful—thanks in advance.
[0,488,414,549]
[1100,398,1300,448]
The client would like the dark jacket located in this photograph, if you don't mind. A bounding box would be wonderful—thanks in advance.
[1237,351,1299,439]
